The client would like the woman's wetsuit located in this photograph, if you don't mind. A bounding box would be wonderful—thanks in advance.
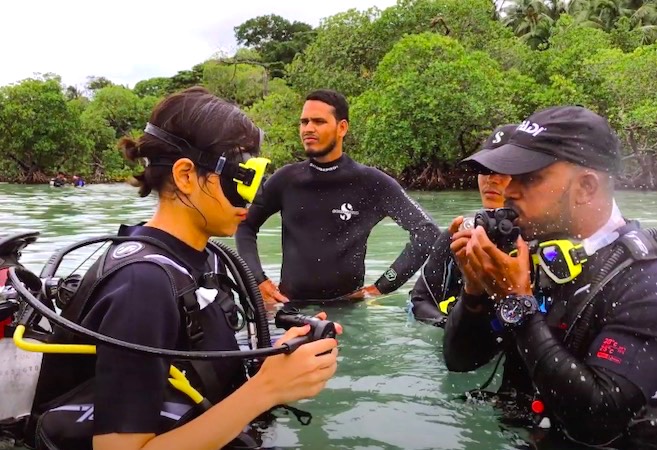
[33,224,246,440]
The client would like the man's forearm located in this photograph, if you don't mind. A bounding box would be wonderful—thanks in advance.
[374,224,440,293]
[235,221,267,283]
[443,293,499,372]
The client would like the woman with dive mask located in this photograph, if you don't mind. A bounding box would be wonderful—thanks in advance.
[32,87,340,450]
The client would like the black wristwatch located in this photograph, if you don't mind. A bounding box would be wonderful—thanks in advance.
[496,294,538,328]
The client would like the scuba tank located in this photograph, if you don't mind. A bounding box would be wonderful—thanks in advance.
[0,232,42,447]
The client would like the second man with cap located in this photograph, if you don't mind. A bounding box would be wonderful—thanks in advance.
[409,124,516,326]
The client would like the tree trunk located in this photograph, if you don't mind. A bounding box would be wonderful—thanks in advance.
[7,154,31,172]
[400,161,477,190]
[6,155,48,183]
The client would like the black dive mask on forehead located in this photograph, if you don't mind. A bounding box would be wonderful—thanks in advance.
[143,123,269,207]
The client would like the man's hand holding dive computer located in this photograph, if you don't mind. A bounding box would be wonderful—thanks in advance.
[451,218,534,314]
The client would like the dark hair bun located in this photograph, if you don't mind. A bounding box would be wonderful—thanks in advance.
[118,136,152,197]
[118,136,140,162]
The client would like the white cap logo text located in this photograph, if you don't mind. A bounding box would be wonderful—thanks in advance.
[517,120,546,137]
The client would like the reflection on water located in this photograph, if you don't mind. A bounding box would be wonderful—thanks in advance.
[2,183,657,449]
[0,184,154,274]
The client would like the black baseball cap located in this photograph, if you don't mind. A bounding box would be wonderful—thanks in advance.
[480,124,517,151]
[460,106,622,175]
[459,124,517,175]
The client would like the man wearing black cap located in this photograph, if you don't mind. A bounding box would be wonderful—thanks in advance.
[444,106,657,448]
[409,124,515,327]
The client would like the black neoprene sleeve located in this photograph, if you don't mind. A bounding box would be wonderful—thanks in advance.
[443,293,500,372]
[373,178,439,293]
[235,173,284,284]
[410,232,452,306]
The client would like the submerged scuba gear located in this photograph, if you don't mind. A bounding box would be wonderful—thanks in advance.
[143,122,270,207]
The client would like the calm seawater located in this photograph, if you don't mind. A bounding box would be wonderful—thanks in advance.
[2,183,657,450]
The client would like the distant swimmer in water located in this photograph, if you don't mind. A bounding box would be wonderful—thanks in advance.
[408,125,515,327]
[72,175,86,187]
[50,171,67,187]
[235,89,439,304]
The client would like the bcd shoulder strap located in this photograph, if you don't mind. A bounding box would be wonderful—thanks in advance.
[616,228,657,262]
[31,236,200,439]
[565,227,657,353]
[59,236,197,328]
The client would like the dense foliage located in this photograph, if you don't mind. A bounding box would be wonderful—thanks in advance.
[1,0,655,188]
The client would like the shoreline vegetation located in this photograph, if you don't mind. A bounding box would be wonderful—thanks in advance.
[1,170,652,191]
[1,0,656,190]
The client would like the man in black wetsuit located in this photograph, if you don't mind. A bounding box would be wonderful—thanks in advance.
[236,89,439,303]
[409,124,514,326]
[444,106,657,449]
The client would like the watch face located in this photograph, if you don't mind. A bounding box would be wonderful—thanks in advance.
[499,297,525,325]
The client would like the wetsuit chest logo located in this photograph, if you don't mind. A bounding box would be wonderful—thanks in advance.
[331,203,360,221]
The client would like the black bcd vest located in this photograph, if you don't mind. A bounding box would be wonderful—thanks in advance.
[27,235,253,449]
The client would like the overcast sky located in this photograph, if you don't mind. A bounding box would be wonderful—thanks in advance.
[1,0,398,89]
